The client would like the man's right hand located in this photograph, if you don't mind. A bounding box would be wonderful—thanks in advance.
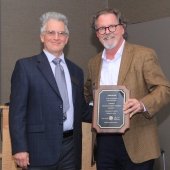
[13,152,30,169]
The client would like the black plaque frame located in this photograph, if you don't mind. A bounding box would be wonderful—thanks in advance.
[92,85,130,133]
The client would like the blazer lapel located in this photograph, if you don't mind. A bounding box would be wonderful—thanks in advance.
[65,59,78,105]
[118,42,133,85]
[94,53,102,90]
[36,52,61,96]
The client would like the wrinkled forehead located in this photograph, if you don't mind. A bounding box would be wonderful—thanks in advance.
[95,13,119,27]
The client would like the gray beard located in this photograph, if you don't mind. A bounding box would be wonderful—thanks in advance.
[102,33,115,49]
[103,43,115,49]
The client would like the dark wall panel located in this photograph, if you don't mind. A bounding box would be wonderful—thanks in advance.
[0,0,107,103]
[108,0,170,23]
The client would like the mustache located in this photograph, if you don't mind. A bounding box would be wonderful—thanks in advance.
[102,33,114,40]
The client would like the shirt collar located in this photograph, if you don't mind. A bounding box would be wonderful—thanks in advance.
[102,40,125,62]
[43,49,66,64]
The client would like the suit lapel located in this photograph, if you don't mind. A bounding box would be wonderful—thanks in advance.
[118,42,133,85]
[65,58,78,104]
[95,43,133,86]
[94,53,102,89]
[36,52,61,96]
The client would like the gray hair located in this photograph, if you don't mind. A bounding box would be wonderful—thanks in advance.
[40,12,69,35]
[92,8,128,39]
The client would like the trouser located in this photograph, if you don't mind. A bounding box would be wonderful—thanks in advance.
[27,136,78,170]
[96,133,154,170]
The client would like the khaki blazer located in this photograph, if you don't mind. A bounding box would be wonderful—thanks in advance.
[84,42,170,163]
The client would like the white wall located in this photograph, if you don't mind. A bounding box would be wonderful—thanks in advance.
[128,17,170,170]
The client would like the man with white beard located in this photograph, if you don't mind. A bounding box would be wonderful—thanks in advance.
[84,8,170,170]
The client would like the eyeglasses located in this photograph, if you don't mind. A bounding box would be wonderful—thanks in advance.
[44,30,68,37]
[95,24,121,35]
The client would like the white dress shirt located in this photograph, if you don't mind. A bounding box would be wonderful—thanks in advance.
[44,49,74,131]
[100,40,125,85]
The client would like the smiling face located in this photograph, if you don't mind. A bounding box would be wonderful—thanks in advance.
[95,13,124,49]
[40,19,69,57]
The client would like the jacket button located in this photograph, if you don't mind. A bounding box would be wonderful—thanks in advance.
[59,105,63,109]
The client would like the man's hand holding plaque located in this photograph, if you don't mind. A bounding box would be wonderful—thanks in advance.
[92,85,130,133]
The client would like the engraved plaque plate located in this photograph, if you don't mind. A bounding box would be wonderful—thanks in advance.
[92,85,130,133]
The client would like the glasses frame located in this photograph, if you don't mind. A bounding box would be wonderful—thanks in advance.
[95,24,121,35]
[44,30,68,37]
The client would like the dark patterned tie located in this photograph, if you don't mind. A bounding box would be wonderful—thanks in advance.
[53,58,70,121]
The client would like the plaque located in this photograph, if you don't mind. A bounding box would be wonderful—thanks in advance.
[92,85,130,133]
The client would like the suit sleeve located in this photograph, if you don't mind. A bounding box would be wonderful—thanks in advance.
[9,60,29,155]
[84,61,94,103]
[140,49,170,117]
[77,68,92,123]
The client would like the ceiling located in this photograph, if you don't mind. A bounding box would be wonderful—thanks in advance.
[108,0,170,24]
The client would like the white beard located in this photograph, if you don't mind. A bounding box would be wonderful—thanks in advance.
[103,42,115,49]
[101,33,115,49]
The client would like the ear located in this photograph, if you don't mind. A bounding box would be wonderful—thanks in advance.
[40,34,44,43]
[65,36,69,44]
[120,25,125,35]
[96,32,100,39]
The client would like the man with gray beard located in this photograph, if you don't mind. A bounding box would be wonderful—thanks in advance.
[84,8,170,170]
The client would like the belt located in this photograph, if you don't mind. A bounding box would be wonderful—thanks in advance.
[63,130,73,138]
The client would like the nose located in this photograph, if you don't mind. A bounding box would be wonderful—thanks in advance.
[105,27,110,34]
[54,32,60,38]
